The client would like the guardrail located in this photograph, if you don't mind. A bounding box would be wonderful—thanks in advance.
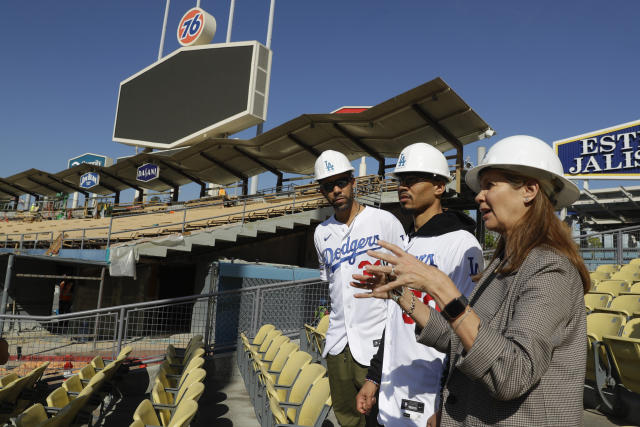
[574,224,640,269]
[0,277,328,374]
[0,176,397,251]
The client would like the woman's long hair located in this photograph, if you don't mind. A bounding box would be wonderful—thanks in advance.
[481,170,590,294]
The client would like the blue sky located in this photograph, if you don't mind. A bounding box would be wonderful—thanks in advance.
[1,1,639,200]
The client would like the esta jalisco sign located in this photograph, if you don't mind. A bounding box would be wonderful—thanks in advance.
[554,119,640,180]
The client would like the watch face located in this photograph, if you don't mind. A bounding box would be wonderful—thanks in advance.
[443,296,468,320]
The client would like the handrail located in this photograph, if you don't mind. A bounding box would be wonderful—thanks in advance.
[0,277,323,321]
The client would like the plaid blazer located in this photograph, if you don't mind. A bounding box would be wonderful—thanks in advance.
[418,246,587,426]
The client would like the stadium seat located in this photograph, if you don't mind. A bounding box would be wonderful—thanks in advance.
[618,263,640,274]
[586,313,626,382]
[0,373,18,387]
[271,377,332,427]
[585,293,613,312]
[610,270,640,283]
[78,364,96,384]
[268,362,327,422]
[621,282,640,295]
[152,379,205,425]
[159,367,206,400]
[596,264,619,274]
[133,397,198,427]
[303,316,329,354]
[593,280,631,296]
[166,335,203,364]
[594,294,640,318]
[602,318,640,394]
[590,271,611,282]
[62,375,83,396]
[161,349,205,377]
[15,403,49,427]
[628,258,640,266]
[158,356,205,391]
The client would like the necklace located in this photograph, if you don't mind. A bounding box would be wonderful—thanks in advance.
[347,203,364,226]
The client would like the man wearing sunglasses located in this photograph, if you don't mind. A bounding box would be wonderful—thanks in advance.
[354,143,482,427]
[313,150,405,427]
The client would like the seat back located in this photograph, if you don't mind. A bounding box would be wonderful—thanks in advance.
[168,399,198,427]
[263,335,291,364]
[117,345,133,361]
[55,392,91,426]
[596,264,618,274]
[584,293,612,311]
[285,363,327,419]
[78,364,96,381]
[622,318,640,338]
[152,381,172,426]
[15,403,48,427]
[594,280,631,296]
[610,271,639,283]
[276,351,312,387]
[133,399,161,426]
[62,375,83,395]
[586,312,626,381]
[269,342,299,374]
[0,373,18,387]
[176,357,205,388]
[176,368,206,398]
[84,372,106,393]
[590,271,610,282]
[297,377,331,427]
[90,355,105,370]
[46,387,71,408]
[619,264,640,274]
[628,282,640,294]
[258,329,283,353]
[601,336,640,393]
[23,362,50,391]
[315,315,330,335]
[101,360,119,381]
[609,294,640,315]
[252,324,276,346]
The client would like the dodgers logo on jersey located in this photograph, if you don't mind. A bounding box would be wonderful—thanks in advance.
[178,9,204,45]
[322,234,380,272]
[324,161,334,172]
[397,154,407,167]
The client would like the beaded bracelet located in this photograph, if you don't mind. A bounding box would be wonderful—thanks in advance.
[403,292,416,316]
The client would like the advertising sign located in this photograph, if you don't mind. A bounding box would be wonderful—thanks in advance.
[79,172,100,189]
[554,119,640,180]
[136,164,160,182]
[177,7,216,47]
[68,153,114,169]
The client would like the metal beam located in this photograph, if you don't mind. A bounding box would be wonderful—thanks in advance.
[15,273,103,281]
[26,176,68,195]
[199,152,248,181]
[233,146,284,190]
[619,186,640,209]
[333,123,385,176]
[44,173,88,195]
[0,178,38,198]
[287,133,321,157]
[94,168,142,193]
[584,189,627,222]
[411,103,465,192]
[153,158,205,187]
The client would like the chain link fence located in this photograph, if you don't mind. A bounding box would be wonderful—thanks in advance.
[0,277,328,375]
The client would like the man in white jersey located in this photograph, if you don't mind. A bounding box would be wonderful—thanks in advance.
[313,150,405,427]
[354,143,483,426]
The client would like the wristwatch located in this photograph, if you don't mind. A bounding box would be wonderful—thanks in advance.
[441,295,469,322]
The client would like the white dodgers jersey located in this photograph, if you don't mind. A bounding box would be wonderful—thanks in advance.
[314,206,405,366]
[378,229,482,426]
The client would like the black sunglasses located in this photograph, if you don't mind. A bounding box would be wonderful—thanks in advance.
[396,173,433,187]
[320,178,351,192]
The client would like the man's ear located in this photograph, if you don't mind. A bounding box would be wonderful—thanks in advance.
[433,180,446,196]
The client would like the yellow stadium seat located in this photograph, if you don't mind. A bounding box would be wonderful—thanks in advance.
[602,318,640,393]
[168,399,198,427]
[62,375,83,396]
[270,376,332,427]
[610,270,640,283]
[618,264,640,274]
[586,313,626,382]
[0,373,18,387]
[593,280,631,297]
[628,258,640,266]
[15,403,48,427]
[594,294,640,318]
[78,364,96,383]
[90,355,105,371]
[590,271,611,282]
[270,362,326,421]
[304,316,329,351]
[596,264,619,274]
[46,387,71,409]
[133,399,161,426]
[585,293,612,312]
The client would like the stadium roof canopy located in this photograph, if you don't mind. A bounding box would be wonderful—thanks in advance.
[571,185,640,229]
[5,169,89,198]
[1,77,494,201]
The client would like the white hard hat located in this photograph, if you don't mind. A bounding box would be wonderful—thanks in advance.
[393,143,451,182]
[465,135,580,208]
[314,150,355,181]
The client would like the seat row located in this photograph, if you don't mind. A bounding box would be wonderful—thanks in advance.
[585,293,640,317]
[15,346,132,427]
[301,315,329,364]
[590,261,640,284]
[239,324,332,427]
[586,312,640,411]
[130,335,205,427]
[589,280,640,297]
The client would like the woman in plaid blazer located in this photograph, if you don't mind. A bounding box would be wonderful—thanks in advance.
[354,136,590,426]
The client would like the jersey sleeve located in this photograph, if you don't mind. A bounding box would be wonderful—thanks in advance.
[448,234,484,297]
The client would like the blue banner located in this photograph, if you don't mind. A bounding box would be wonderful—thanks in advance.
[79,172,100,189]
[554,120,640,179]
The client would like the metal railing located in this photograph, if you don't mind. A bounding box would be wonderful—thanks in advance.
[0,277,328,374]
[575,224,640,270]
[0,177,397,251]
